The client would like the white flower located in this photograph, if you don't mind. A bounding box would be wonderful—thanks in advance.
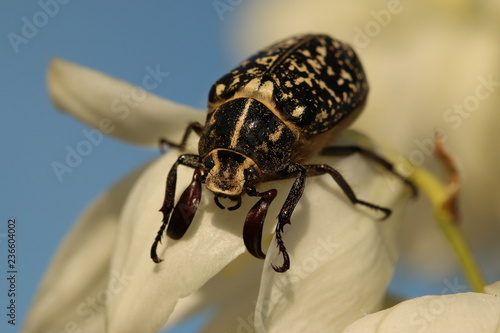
[343,289,500,333]
[23,58,410,332]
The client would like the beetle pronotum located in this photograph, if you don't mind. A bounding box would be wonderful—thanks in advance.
[151,34,414,272]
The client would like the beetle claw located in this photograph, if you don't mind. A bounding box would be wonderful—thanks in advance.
[272,248,290,273]
[272,218,291,273]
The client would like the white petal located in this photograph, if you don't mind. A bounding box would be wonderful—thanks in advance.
[106,150,255,332]
[161,255,264,332]
[200,256,264,333]
[255,136,409,332]
[48,58,205,147]
[342,293,500,333]
[485,281,500,296]
[22,162,151,332]
[156,255,263,331]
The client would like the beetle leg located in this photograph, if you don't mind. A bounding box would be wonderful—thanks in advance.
[304,164,391,220]
[320,145,417,197]
[166,169,202,240]
[151,154,201,263]
[159,122,204,152]
[272,164,306,273]
[243,187,278,259]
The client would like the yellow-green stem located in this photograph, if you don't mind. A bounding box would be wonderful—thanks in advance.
[409,166,486,293]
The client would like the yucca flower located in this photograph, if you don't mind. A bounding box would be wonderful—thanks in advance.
[24,2,500,327]
[23,57,413,332]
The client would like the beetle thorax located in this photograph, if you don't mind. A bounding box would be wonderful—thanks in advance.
[203,149,261,197]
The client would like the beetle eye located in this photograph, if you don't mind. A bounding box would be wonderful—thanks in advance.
[244,166,259,181]
[203,156,215,170]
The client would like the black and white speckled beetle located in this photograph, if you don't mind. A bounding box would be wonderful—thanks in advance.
[151,34,413,272]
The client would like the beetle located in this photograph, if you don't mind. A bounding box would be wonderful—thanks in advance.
[150,34,414,272]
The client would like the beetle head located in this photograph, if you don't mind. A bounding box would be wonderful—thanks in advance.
[202,149,262,209]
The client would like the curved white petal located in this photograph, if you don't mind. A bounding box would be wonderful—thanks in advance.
[22,162,151,332]
[159,255,264,333]
[342,293,500,333]
[48,58,205,147]
[485,281,500,296]
[199,256,264,333]
[154,254,263,332]
[105,150,252,332]
[254,143,409,332]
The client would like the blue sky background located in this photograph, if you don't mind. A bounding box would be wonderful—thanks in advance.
[0,1,239,331]
[0,1,487,332]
